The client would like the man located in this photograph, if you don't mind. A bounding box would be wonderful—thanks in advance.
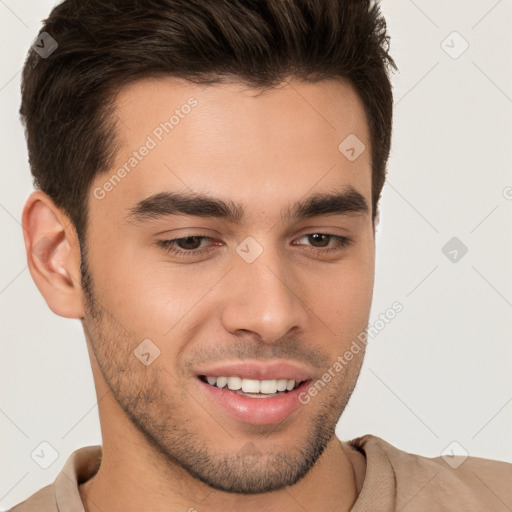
[11,0,511,510]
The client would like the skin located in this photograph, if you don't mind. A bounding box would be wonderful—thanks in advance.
[23,76,375,511]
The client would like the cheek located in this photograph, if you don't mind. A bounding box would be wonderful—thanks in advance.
[90,256,230,362]
[323,280,373,336]
[315,256,375,337]
[87,255,169,337]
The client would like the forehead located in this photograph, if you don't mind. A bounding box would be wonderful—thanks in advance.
[92,76,371,221]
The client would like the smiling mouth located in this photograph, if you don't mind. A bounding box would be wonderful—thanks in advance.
[198,375,308,398]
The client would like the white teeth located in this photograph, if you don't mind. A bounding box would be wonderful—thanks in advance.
[216,376,228,388]
[203,376,302,394]
[227,376,242,390]
[241,379,260,393]
[260,380,278,394]
[276,379,288,392]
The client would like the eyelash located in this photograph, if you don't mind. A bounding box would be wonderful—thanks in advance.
[156,233,351,258]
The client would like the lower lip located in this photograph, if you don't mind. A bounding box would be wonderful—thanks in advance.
[196,378,309,425]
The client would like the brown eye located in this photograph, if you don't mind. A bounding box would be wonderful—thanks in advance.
[306,234,331,247]
[294,233,351,253]
[174,236,203,250]
[156,236,214,257]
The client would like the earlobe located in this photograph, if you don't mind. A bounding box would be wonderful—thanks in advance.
[22,190,85,319]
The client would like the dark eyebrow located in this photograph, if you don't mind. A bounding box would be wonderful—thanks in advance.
[125,187,368,225]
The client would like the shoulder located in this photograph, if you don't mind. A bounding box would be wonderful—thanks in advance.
[349,434,512,511]
[7,445,101,512]
[7,484,56,511]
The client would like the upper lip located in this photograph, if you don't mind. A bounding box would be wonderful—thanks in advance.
[194,360,313,382]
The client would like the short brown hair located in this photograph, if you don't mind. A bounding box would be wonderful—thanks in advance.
[20,0,397,248]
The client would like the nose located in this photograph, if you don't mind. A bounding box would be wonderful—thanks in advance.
[220,241,307,344]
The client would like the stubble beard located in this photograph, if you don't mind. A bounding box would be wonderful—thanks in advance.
[80,253,362,494]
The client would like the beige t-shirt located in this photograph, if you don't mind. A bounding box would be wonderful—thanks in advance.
[9,434,512,511]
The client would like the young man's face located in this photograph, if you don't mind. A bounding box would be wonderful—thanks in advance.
[82,77,375,492]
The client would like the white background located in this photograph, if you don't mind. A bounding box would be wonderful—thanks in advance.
[1,0,511,509]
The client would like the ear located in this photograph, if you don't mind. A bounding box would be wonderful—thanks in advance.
[22,190,85,319]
